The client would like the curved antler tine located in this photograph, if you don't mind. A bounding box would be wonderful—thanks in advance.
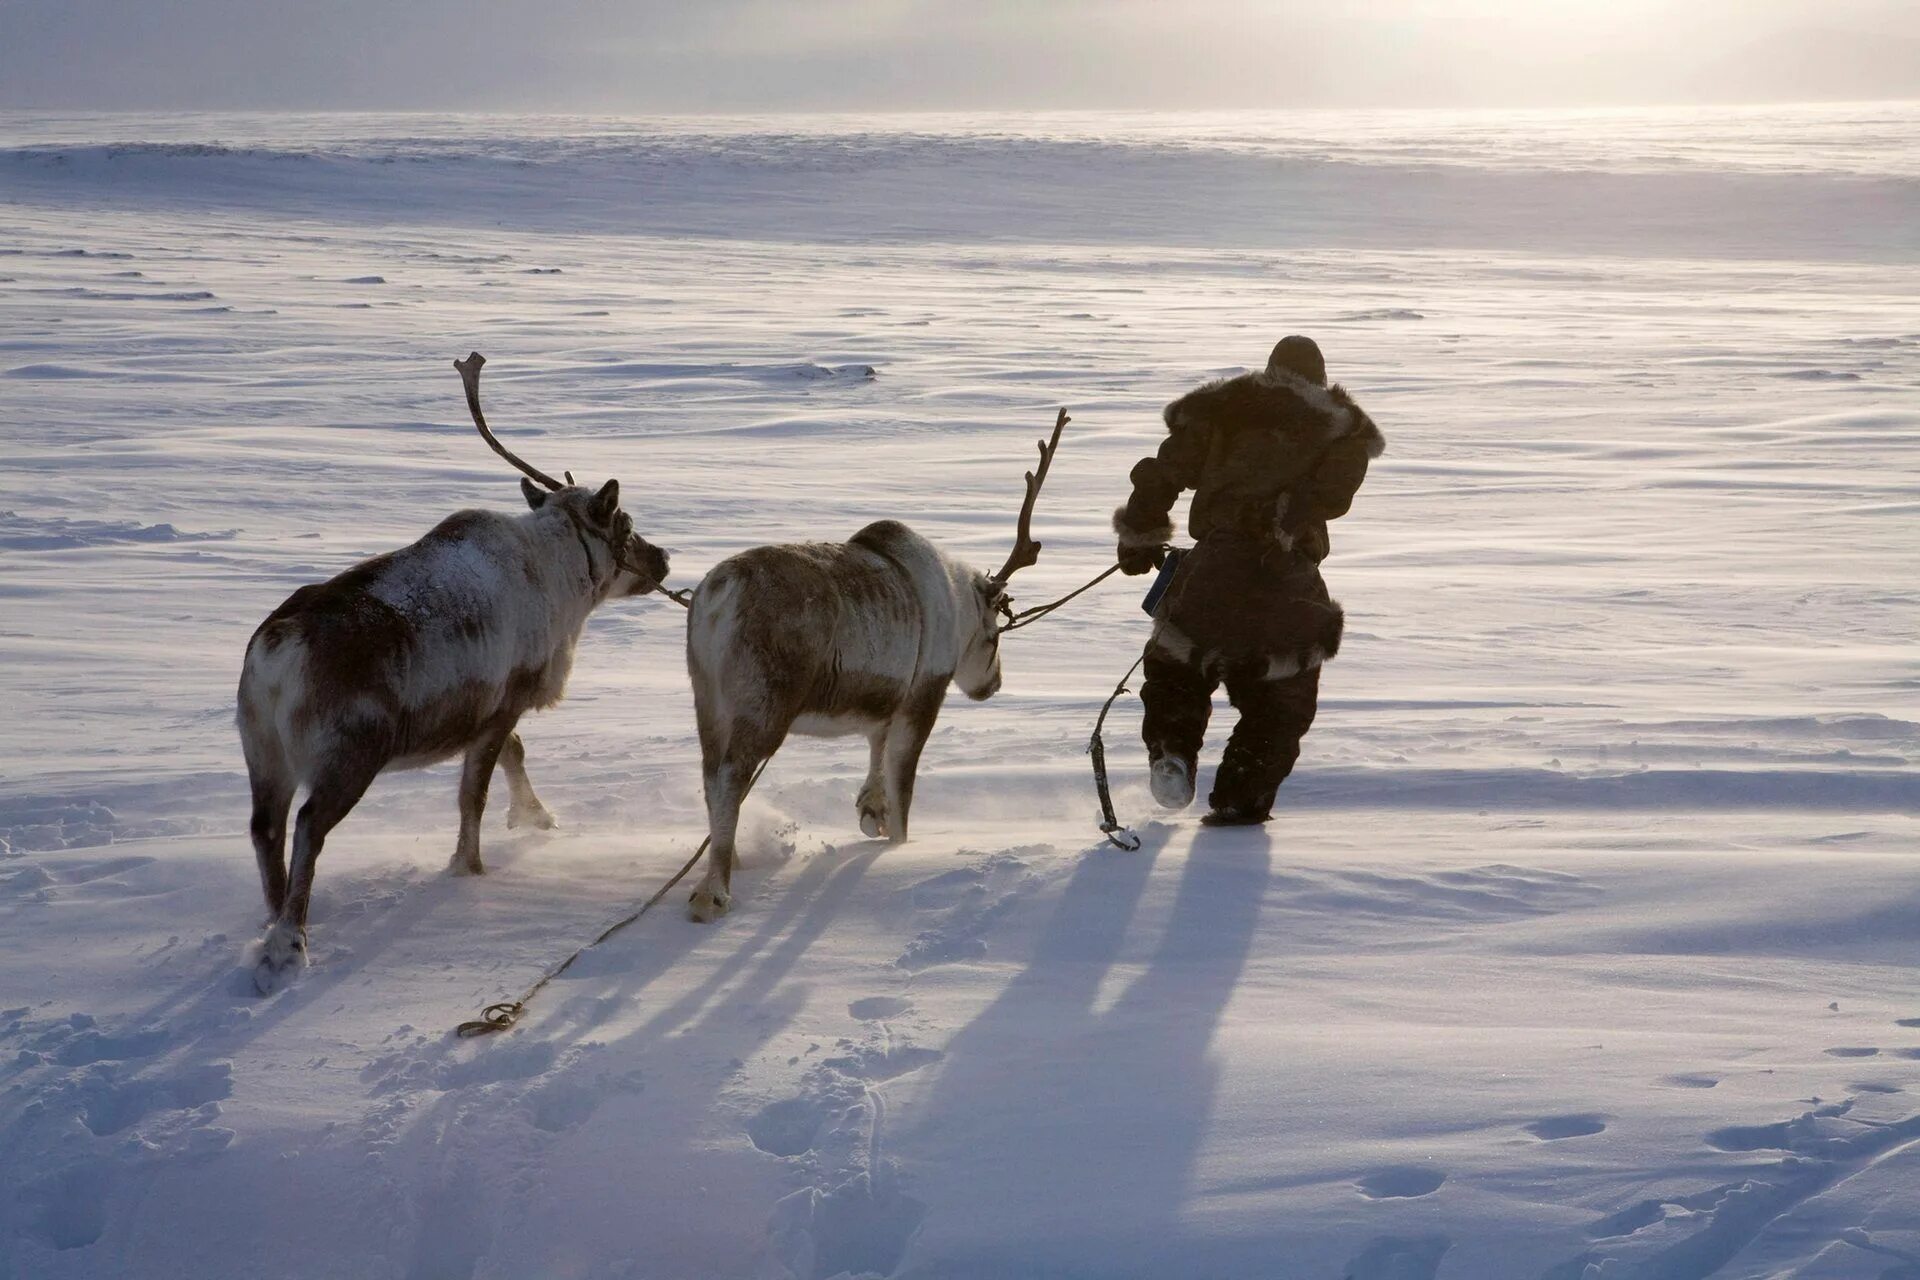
[991,407,1070,586]
[453,352,565,492]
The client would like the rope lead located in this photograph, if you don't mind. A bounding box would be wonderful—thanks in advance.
[455,758,770,1038]
[1089,654,1146,851]
[997,562,1124,634]
[459,562,1123,1035]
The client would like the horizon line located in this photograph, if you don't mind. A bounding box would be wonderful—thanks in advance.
[3,97,1917,119]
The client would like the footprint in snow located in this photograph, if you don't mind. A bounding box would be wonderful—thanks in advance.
[824,1044,944,1082]
[747,1095,829,1156]
[53,1025,171,1066]
[18,1161,113,1250]
[75,1059,232,1136]
[1356,1166,1445,1199]
[768,1174,926,1280]
[521,1068,643,1134]
[1343,1233,1450,1280]
[1583,1181,1737,1241]
[1526,1114,1607,1140]
[847,996,912,1021]
[1895,1017,1920,1028]
[1587,1197,1670,1239]
[1660,1073,1720,1089]
[894,859,1032,971]
[1824,1046,1880,1058]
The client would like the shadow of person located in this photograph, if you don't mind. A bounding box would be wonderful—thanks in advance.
[894,819,1275,1276]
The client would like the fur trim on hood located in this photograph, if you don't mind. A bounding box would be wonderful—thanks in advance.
[1164,368,1385,460]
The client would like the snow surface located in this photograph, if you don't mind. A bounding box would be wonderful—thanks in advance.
[1,105,1918,1279]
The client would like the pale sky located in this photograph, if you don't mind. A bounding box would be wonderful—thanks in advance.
[2,0,1916,112]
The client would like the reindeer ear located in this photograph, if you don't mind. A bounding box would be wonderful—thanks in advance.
[521,477,547,510]
[589,479,620,524]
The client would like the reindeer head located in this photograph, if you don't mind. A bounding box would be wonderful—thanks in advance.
[955,407,1069,701]
[455,352,669,598]
[520,477,670,598]
[954,568,1006,701]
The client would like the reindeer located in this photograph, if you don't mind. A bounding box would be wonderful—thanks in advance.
[236,353,670,991]
[684,411,1068,921]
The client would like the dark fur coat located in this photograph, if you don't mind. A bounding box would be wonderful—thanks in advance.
[1114,368,1385,563]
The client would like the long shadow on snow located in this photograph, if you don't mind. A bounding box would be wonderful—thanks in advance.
[521,839,888,1046]
[0,830,565,1272]
[358,842,890,1279]
[0,835,481,1095]
[896,822,1274,1278]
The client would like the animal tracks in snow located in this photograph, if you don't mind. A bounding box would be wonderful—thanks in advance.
[892,850,1039,971]
[1562,1088,1920,1274]
[1356,1166,1447,1199]
[752,977,946,1279]
[72,1060,233,1138]
[749,1095,832,1157]
[360,1035,643,1135]
[1343,1232,1451,1280]
[823,1043,944,1082]
[2,1005,240,1255]
[847,995,912,1020]
[0,850,163,903]
[1526,1113,1609,1140]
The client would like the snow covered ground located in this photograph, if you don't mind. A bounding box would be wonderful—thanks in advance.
[2,105,1917,1279]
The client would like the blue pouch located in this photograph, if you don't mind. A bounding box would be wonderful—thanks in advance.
[1140,547,1187,617]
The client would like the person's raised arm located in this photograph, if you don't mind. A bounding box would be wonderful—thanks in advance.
[1113,420,1208,574]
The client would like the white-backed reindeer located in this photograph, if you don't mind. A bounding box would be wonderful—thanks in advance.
[236,353,669,991]
[684,411,1068,921]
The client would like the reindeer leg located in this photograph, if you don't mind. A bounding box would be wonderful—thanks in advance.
[498,730,557,831]
[857,724,891,838]
[248,765,294,920]
[882,688,943,846]
[451,722,514,875]
[258,748,379,993]
[691,753,750,922]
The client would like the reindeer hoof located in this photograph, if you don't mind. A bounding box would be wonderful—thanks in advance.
[688,887,731,923]
[859,808,888,840]
[253,923,307,994]
[507,804,558,831]
[448,854,486,876]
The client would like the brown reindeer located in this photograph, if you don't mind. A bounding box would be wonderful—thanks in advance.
[236,354,670,991]
[684,412,1068,921]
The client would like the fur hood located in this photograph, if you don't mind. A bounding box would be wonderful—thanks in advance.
[1163,368,1386,460]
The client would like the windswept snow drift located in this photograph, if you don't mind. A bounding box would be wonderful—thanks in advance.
[1,105,1917,1279]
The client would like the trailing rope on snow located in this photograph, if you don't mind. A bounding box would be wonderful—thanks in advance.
[454,757,770,1037]
[1089,653,1147,851]
[1084,545,1180,849]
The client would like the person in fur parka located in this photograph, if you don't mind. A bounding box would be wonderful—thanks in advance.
[1112,335,1385,824]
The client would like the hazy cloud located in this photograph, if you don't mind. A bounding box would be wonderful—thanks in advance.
[1,0,1914,111]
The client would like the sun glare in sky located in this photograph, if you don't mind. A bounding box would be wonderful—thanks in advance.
[0,0,1914,111]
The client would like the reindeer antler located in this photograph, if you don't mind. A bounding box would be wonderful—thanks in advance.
[990,407,1069,587]
[454,352,565,492]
